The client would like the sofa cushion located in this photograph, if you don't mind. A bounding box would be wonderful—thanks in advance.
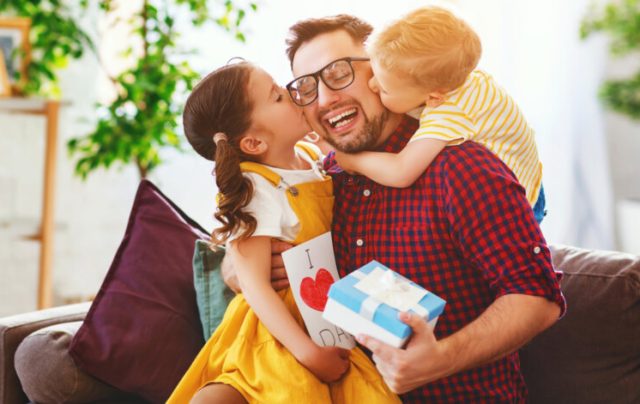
[193,240,234,339]
[69,180,210,403]
[520,244,640,403]
[14,321,135,403]
[0,302,91,404]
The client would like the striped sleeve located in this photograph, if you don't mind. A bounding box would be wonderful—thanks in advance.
[411,102,477,145]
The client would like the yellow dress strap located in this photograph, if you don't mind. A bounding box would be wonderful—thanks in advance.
[239,161,282,187]
[294,141,320,162]
[238,142,322,188]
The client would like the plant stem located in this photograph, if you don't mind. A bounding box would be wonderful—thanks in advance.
[137,0,151,178]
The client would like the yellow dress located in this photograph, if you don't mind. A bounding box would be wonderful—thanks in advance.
[167,144,399,403]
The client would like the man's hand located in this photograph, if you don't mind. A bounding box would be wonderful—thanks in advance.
[357,295,561,394]
[269,239,293,290]
[356,312,453,394]
[221,238,293,293]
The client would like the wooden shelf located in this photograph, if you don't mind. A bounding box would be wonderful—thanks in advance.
[0,97,61,309]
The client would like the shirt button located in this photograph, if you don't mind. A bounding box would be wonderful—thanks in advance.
[356,239,364,247]
[533,246,541,254]
[363,189,371,197]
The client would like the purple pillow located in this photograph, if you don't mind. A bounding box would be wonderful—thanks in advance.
[69,180,209,403]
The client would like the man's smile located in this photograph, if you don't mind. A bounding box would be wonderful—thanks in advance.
[322,106,361,135]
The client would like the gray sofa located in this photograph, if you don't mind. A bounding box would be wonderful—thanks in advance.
[1,244,639,403]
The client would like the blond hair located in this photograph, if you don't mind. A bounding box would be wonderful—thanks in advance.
[368,6,481,92]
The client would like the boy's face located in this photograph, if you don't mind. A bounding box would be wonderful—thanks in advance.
[368,60,427,114]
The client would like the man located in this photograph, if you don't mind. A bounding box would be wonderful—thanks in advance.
[227,14,565,403]
[225,15,565,402]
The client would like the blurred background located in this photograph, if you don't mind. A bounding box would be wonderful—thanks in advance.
[1,0,638,316]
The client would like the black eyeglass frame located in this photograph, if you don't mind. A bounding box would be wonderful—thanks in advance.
[286,56,370,106]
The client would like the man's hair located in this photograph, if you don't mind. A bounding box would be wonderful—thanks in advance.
[286,14,373,66]
[368,6,482,91]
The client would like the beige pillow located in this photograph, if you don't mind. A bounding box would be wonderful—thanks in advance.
[14,321,130,403]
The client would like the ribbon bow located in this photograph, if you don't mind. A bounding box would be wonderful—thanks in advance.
[354,267,428,320]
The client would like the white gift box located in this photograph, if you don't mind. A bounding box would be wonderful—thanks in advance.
[323,260,446,348]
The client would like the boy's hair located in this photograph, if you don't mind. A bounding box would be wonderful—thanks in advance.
[368,6,482,91]
[286,14,373,66]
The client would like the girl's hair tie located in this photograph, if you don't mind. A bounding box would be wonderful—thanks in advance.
[213,132,228,145]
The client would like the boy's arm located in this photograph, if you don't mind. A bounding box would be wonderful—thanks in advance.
[335,139,448,188]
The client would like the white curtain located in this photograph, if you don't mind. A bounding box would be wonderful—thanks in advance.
[457,0,615,249]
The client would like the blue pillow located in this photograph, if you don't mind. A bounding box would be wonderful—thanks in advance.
[193,240,234,339]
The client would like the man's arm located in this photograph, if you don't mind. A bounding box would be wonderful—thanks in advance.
[358,143,564,394]
[221,238,293,293]
[358,293,560,393]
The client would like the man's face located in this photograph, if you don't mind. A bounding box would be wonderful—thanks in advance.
[291,30,401,153]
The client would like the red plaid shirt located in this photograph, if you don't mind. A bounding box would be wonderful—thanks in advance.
[325,116,565,403]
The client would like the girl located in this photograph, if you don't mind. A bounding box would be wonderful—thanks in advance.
[167,61,399,403]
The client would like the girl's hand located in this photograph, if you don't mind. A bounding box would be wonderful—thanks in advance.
[300,345,351,383]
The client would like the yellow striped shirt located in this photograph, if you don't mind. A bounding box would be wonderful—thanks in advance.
[413,70,542,206]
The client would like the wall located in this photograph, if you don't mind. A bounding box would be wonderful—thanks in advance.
[0,4,217,316]
[603,54,640,249]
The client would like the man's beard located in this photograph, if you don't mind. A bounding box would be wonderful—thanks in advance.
[322,107,390,153]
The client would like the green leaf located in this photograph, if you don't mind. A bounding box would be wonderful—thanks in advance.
[581,0,640,121]
[5,0,258,179]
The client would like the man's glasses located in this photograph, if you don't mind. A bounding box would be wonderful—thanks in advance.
[286,57,370,106]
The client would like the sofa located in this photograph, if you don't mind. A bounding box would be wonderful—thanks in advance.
[2,244,639,403]
[2,181,639,403]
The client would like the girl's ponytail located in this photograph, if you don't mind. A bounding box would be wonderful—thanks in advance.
[182,62,258,246]
[211,133,256,245]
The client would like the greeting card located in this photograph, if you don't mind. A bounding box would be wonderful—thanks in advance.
[281,232,355,349]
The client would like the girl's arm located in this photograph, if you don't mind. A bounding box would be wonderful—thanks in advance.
[335,138,448,188]
[221,239,292,293]
[231,235,350,382]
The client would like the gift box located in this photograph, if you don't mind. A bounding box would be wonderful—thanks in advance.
[322,260,446,348]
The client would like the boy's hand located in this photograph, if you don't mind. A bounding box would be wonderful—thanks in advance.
[301,345,351,383]
[334,150,360,174]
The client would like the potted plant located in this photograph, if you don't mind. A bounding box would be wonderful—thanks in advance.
[67,0,256,179]
[0,0,94,97]
[2,0,256,179]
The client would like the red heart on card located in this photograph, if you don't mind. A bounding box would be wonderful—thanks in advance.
[300,268,334,312]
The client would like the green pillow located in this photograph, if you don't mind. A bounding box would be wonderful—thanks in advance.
[193,240,235,339]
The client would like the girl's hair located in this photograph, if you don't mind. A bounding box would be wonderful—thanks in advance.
[183,62,258,245]
[368,6,481,92]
